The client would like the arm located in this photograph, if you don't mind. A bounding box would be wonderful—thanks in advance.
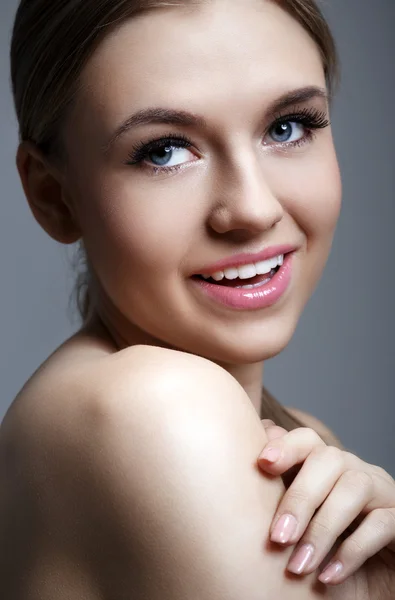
[1,346,328,599]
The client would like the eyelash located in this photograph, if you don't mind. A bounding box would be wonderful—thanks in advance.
[124,107,330,176]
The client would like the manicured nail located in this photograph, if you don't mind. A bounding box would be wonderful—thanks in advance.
[271,513,298,544]
[287,543,315,574]
[260,446,281,462]
[318,560,343,583]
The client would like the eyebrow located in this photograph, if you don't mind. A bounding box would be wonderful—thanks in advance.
[102,85,328,154]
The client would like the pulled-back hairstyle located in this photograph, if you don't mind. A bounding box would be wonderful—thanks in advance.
[10,0,340,432]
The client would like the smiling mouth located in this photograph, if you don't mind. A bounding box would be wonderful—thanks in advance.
[191,265,281,287]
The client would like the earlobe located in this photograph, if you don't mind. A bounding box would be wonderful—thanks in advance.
[16,141,82,244]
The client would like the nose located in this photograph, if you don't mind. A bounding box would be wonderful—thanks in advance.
[207,151,284,238]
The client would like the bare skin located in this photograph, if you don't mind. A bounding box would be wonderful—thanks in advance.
[1,322,348,598]
[4,0,347,596]
[1,338,342,599]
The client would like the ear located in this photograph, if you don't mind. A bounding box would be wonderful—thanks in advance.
[16,141,82,244]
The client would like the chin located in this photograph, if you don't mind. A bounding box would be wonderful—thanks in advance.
[176,314,300,365]
[231,328,297,363]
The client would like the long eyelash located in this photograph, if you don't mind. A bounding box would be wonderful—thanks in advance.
[273,106,330,131]
[124,107,330,175]
[125,133,192,168]
[269,106,330,148]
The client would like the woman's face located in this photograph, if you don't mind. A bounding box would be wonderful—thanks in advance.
[62,0,341,363]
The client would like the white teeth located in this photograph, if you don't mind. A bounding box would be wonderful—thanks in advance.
[212,271,225,282]
[237,264,257,279]
[200,254,284,281]
[223,267,240,280]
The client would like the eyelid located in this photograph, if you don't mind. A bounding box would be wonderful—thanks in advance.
[126,133,194,163]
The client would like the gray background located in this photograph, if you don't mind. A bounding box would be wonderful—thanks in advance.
[0,1,394,476]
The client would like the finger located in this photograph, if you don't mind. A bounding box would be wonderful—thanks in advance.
[258,427,326,473]
[260,419,288,442]
[272,449,395,548]
[269,445,345,545]
[286,469,375,577]
[317,507,395,585]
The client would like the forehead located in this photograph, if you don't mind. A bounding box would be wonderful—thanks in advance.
[77,1,325,128]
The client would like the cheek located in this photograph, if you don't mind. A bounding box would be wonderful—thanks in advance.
[72,170,200,277]
[277,153,342,238]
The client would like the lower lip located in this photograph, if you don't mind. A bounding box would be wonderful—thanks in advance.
[190,252,293,310]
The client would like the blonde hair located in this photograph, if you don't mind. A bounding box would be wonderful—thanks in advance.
[10,0,340,430]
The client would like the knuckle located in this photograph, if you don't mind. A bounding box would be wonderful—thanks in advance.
[300,427,325,445]
[372,464,394,484]
[371,508,395,532]
[343,535,365,560]
[308,517,333,539]
[341,469,373,492]
[308,446,323,464]
[310,444,342,465]
[324,445,344,461]
[285,487,311,508]
[342,450,363,466]
[298,426,314,435]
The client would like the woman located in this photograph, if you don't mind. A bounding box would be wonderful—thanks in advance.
[1,0,394,598]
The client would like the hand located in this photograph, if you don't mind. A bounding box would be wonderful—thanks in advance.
[257,420,395,598]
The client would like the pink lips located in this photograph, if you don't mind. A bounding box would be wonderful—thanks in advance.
[190,250,294,310]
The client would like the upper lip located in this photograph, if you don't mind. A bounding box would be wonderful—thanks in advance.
[193,244,298,276]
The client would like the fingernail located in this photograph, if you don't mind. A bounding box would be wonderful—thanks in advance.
[271,513,298,544]
[260,446,281,462]
[318,560,343,583]
[287,543,315,574]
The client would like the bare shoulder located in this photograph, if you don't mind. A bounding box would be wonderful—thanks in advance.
[1,328,226,464]
[287,407,345,449]
[2,335,213,499]
[3,329,206,432]
[0,336,326,598]
[1,332,219,496]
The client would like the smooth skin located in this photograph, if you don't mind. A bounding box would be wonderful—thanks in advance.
[0,345,333,599]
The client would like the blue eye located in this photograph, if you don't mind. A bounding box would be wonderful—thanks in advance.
[145,144,193,168]
[148,145,172,166]
[269,121,305,144]
[125,134,195,175]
